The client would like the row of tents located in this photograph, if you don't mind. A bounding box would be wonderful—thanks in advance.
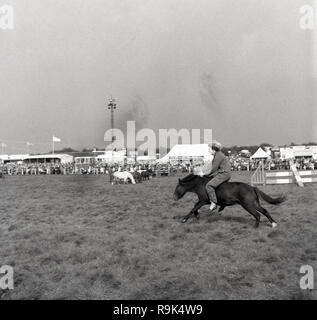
[157,145,271,164]
[3,144,310,165]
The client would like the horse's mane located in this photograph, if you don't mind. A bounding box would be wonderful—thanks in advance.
[180,174,198,183]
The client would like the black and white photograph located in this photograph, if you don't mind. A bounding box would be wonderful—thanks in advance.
[0,0,316,304]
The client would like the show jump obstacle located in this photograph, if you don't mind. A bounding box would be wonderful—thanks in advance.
[251,161,317,187]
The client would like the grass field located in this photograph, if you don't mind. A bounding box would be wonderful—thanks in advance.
[0,172,316,300]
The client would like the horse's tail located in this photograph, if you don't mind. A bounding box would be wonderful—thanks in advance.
[254,187,286,205]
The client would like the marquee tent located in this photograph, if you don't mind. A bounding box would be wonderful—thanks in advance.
[1,154,29,164]
[23,154,73,164]
[250,148,270,160]
[157,144,213,164]
[97,150,126,163]
[279,146,317,160]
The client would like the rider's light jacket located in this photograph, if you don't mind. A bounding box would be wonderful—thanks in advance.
[201,151,231,177]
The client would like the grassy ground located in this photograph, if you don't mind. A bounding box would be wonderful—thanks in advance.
[0,172,316,300]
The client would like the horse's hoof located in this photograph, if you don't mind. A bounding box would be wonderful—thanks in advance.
[182,218,188,223]
[272,222,277,228]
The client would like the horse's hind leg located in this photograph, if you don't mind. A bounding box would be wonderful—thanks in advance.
[241,204,261,228]
[254,204,277,228]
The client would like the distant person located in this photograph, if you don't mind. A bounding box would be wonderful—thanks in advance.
[196,140,231,212]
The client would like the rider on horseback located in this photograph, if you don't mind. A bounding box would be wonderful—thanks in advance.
[197,140,231,212]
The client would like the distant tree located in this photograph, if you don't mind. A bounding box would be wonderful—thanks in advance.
[259,143,273,148]
[55,147,79,153]
[302,142,317,146]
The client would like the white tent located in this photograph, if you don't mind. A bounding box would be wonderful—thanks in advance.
[97,151,126,163]
[1,154,29,164]
[250,148,270,160]
[280,146,317,159]
[136,155,157,163]
[0,154,9,162]
[158,144,213,163]
[23,154,74,164]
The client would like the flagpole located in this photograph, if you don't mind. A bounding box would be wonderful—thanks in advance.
[52,138,54,155]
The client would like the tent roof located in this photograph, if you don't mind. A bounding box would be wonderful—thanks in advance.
[136,155,157,161]
[97,151,126,159]
[250,148,270,159]
[25,154,72,159]
[0,154,9,160]
[158,144,213,163]
[8,154,29,161]
[1,154,30,161]
[24,154,74,163]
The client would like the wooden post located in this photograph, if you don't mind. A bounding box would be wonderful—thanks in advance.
[290,163,304,187]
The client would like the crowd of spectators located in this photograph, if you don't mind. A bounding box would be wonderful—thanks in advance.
[229,156,317,171]
[0,162,161,176]
[1,156,317,176]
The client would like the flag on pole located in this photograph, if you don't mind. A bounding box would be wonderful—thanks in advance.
[52,136,61,142]
[26,142,33,146]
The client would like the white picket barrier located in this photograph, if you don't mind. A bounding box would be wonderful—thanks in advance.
[251,162,317,187]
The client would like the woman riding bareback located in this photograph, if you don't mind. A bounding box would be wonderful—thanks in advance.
[194,140,231,212]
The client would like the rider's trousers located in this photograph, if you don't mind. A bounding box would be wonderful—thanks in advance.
[206,173,231,203]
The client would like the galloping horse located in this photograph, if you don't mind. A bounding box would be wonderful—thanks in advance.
[112,171,136,184]
[173,174,286,228]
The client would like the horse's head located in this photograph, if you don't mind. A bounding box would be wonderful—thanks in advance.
[173,178,186,201]
[173,175,197,200]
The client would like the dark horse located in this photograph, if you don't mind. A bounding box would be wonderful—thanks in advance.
[132,171,142,183]
[173,174,286,228]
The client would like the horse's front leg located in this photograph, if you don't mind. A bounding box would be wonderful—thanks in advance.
[182,200,208,223]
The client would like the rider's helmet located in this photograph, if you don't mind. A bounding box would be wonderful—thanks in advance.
[209,140,222,152]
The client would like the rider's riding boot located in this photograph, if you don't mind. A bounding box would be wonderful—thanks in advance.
[209,201,217,212]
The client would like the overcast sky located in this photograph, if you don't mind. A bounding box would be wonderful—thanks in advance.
[0,0,315,153]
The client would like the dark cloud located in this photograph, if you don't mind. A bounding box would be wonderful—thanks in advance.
[117,95,149,133]
[200,72,223,115]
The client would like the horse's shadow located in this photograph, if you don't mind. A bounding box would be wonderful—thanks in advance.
[207,213,248,225]
[174,205,275,226]
[174,211,248,225]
